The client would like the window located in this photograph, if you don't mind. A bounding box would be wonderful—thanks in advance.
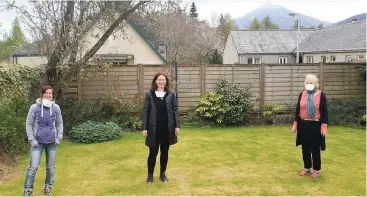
[96,54,130,65]
[357,55,365,59]
[247,57,261,64]
[112,61,127,65]
[321,56,326,63]
[159,46,166,54]
[247,58,253,64]
[330,56,336,62]
[345,55,352,61]
[278,57,287,64]
[306,56,314,63]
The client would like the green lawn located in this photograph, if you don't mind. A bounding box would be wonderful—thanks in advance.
[0,126,365,196]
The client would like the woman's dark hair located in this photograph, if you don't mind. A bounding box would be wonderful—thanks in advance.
[150,73,170,92]
[41,86,54,96]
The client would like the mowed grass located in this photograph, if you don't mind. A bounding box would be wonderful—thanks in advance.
[0,126,365,196]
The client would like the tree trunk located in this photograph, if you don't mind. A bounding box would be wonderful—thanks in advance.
[47,1,75,102]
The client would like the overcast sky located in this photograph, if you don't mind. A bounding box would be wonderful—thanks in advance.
[1,0,366,38]
[182,0,366,23]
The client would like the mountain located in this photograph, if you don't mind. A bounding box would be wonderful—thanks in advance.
[333,13,366,26]
[234,3,332,30]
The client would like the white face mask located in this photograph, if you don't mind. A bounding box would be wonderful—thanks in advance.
[305,84,315,91]
[42,99,53,107]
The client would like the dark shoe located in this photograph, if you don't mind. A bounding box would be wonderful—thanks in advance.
[159,172,168,183]
[146,174,153,183]
[299,168,311,176]
[44,187,52,195]
[24,190,32,197]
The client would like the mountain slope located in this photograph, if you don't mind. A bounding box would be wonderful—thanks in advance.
[235,3,331,30]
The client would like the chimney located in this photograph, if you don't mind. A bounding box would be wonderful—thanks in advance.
[352,18,357,24]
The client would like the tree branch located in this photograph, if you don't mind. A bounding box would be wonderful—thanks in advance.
[68,1,88,64]
[47,1,75,86]
[80,0,149,65]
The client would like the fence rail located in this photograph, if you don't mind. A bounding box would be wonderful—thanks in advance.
[65,63,366,112]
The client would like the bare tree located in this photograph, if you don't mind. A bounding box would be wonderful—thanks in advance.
[149,10,222,64]
[210,11,219,28]
[1,0,177,100]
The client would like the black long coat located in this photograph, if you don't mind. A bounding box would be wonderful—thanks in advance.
[142,90,180,147]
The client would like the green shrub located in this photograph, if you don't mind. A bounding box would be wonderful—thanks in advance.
[361,114,366,126]
[215,78,252,125]
[328,98,365,127]
[354,63,366,80]
[61,92,144,134]
[0,98,29,156]
[0,63,43,158]
[195,91,229,124]
[102,92,144,131]
[263,104,281,124]
[107,91,144,115]
[121,116,142,131]
[183,106,215,127]
[0,63,43,104]
[60,98,104,135]
[69,121,122,144]
[195,78,252,126]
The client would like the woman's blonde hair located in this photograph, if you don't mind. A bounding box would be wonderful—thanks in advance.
[304,74,320,89]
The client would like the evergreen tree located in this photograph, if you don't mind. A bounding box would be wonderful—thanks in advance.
[249,17,261,30]
[0,18,27,61]
[209,49,223,64]
[261,15,279,30]
[190,2,198,18]
[217,14,237,45]
[7,18,27,53]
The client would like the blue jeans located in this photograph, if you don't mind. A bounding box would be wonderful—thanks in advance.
[24,143,57,192]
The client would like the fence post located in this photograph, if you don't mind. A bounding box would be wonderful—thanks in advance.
[231,64,234,84]
[290,65,294,103]
[174,62,179,100]
[107,66,111,94]
[259,63,265,121]
[77,69,82,101]
[200,64,206,96]
[138,64,144,94]
[348,64,351,95]
[318,62,324,91]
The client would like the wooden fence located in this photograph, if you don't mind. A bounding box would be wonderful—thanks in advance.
[66,63,366,112]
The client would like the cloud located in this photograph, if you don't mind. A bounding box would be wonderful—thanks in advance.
[0,19,12,34]
[192,1,366,23]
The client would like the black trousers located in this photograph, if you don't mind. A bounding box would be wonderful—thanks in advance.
[147,142,170,175]
[299,120,322,171]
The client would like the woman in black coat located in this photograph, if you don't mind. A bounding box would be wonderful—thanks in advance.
[142,73,180,184]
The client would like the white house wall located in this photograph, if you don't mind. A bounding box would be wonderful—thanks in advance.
[11,56,48,67]
[239,54,297,64]
[223,34,239,64]
[302,51,366,63]
[81,23,165,65]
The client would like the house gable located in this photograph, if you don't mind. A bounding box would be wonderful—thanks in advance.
[83,22,167,65]
[223,33,240,64]
[10,21,168,66]
[129,23,168,64]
